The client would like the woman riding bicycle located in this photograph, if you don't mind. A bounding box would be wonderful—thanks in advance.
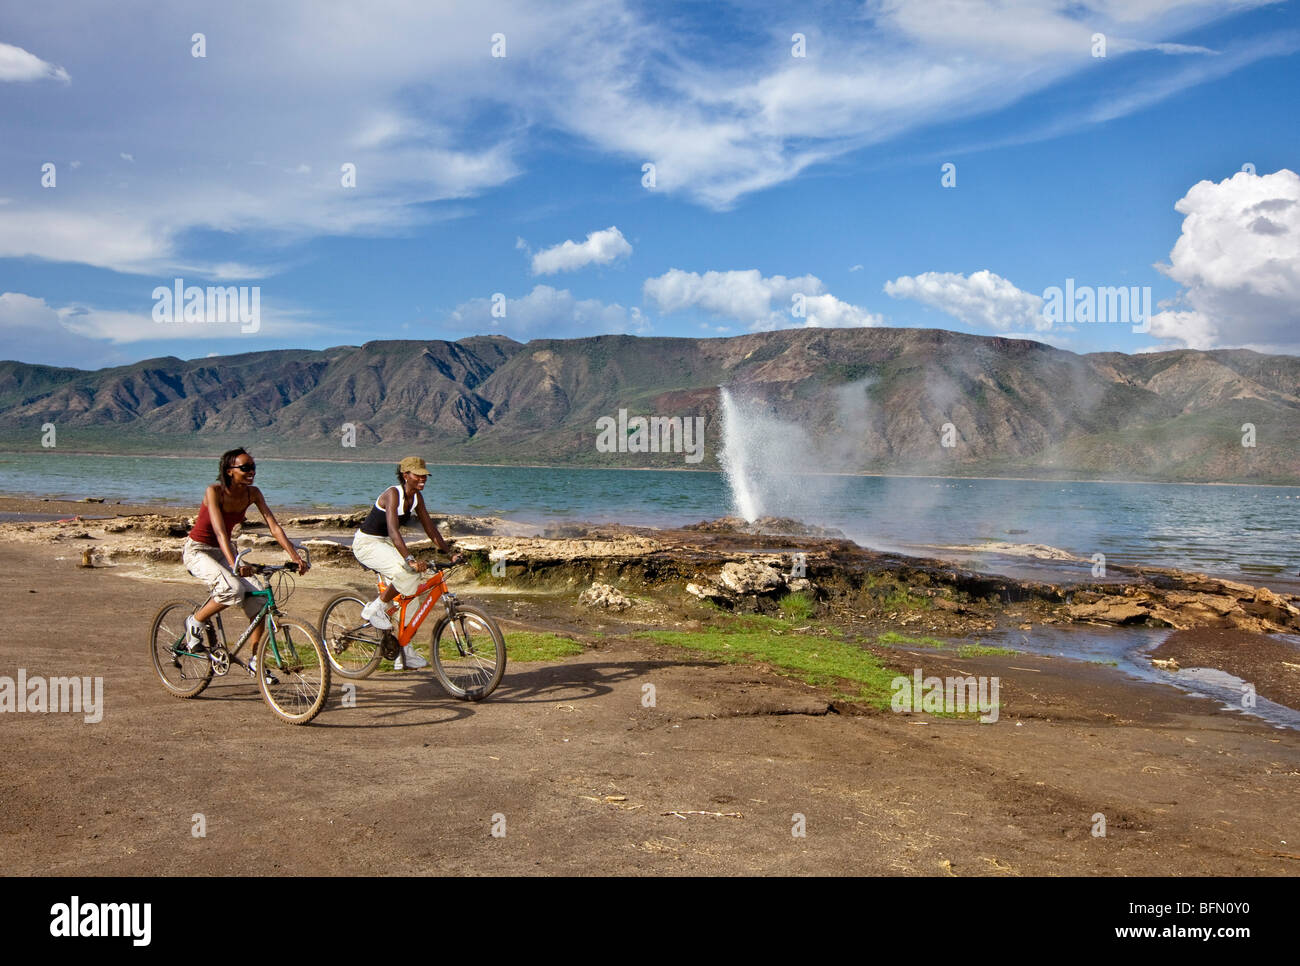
[352,456,461,670]
[182,448,309,679]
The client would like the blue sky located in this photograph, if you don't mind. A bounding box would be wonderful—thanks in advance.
[1,0,1298,369]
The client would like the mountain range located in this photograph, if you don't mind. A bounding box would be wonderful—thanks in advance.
[1,328,1296,484]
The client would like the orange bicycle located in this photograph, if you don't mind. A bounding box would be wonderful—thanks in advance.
[318,559,506,700]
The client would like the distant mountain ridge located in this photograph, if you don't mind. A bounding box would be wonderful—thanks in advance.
[1,328,1296,484]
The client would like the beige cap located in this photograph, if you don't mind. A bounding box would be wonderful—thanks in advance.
[398,456,430,476]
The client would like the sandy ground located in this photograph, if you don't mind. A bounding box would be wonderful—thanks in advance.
[1,541,1297,876]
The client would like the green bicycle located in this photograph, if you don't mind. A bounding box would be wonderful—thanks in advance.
[149,547,331,725]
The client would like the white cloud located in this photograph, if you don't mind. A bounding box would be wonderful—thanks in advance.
[0,0,1272,283]
[530,226,632,275]
[875,0,1236,58]
[0,41,69,83]
[0,210,275,279]
[0,292,127,366]
[883,270,1048,332]
[1149,168,1300,351]
[0,211,171,277]
[644,268,884,330]
[0,289,328,368]
[448,284,648,339]
[0,5,530,275]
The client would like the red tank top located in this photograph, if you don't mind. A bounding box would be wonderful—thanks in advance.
[188,500,249,547]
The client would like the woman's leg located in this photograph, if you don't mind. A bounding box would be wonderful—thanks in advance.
[354,532,419,605]
[352,533,423,665]
[184,540,262,653]
[193,598,227,623]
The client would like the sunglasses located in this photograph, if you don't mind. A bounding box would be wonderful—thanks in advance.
[232,462,256,473]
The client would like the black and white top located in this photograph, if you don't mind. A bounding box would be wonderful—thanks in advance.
[358,486,423,537]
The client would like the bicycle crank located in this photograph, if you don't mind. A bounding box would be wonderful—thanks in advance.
[209,647,231,676]
[380,632,400,661]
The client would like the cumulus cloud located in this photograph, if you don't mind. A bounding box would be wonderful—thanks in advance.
[530,226,632,275]
[883,270,1048,332]
[643,269,883,330]
[0,41,69,83]
[1149,168,1300,351]
[448,284,648,339]
[0,289,328,367]
[0,292,128,367]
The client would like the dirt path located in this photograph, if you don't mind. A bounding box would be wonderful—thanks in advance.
[1,545,1297,876]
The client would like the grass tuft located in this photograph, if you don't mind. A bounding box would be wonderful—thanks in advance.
[875,631,947,649]
[642,627,898,709]
[778,591,815,623]
[506,631,585,661]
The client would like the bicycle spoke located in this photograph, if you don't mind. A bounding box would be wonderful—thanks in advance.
[150,599,213,699]
[258,619,330,724]
[432,607,505,700]
[319,596,383,678]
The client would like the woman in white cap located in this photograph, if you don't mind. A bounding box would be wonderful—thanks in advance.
[352,456,461,670]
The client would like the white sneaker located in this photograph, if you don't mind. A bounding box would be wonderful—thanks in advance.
[248,654,278,685]
[184,616,206,652]
[361,597,393,631]
[394,644,427,671]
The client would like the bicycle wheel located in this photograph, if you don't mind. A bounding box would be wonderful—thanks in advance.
[257,616,331,725]
[431,604,506,701]
[149,598,213,699]
[319,593,384,679]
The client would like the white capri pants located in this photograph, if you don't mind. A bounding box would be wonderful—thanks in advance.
[182,538,264,620]
[352,530,421,596]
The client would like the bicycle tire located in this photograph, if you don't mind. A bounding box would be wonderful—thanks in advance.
[430,603,506,701]
[257,616,331,725]
[319,593,384,679]
[149,598,214,699]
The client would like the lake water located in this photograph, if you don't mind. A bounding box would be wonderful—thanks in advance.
[2,451,1297,590]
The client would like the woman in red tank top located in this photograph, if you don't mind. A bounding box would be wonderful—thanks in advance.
[180,448,309,674]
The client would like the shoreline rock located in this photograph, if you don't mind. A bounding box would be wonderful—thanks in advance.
[6,512,1298,636]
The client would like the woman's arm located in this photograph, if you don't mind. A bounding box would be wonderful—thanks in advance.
[205,485,241,571]
[252,487,309,574]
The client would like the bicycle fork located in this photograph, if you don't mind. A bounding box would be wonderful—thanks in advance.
[443,599,473,656]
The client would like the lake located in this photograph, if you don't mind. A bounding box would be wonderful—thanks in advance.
[2,451,1297,590]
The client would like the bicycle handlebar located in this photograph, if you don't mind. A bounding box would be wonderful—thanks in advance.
[232,543,311,575]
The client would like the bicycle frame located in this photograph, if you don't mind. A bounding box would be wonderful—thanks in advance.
[176,582,287,670]
[378,570,451,647]
[174,546,307,662]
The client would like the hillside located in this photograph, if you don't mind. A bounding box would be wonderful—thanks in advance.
[0,329,1296,483]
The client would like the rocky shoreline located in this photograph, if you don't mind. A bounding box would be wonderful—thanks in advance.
[5,497,1298,713]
